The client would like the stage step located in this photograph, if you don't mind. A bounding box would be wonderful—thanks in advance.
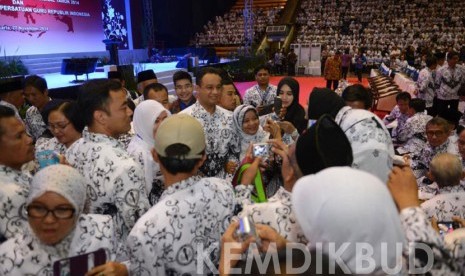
[21,57,66,75]
[32,67,64,75]
[16,49,149,75]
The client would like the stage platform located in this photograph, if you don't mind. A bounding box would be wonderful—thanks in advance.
[43,61,183,99]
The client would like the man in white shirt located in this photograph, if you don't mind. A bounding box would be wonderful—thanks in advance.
[134,69,158,105]
[0,106,33,242]
[421,153,465,220]
[127,114,235,275]
[181,67,239,178]
[383,92,411,139]
[435,51,465,115]
[397,99,432,154]
[66,79,150,241]
[410,117,459,179]
[243,65,277,115]
[416,55,437,115]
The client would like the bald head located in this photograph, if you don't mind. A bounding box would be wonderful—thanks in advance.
[430,153,463,188]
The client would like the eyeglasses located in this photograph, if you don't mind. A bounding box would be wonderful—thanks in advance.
[47,121,70,132]
[426,130,446,137]
[26,205,75,219]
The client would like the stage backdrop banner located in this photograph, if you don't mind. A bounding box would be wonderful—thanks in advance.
[0,0,105,56]
[102,0,128,50]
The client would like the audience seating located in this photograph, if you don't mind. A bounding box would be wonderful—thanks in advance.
[369,71,401,112]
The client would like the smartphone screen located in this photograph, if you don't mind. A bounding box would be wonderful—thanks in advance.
[53,248,107,276]
[274,97,282,116]
[37,150,60,169]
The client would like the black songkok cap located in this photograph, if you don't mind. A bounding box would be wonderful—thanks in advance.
[0,75,25,94]
[137,70,157,83]
[296,114,353,175]
[108,71,123,80]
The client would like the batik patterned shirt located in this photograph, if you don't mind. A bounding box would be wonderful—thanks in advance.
[127,135,165,206]
[383,105,409,138]
[236,187,307,244]
[0,165,30,243]
[435,64,465,100]
[416,67,436,107]
[400,207,461,274]
[0,214,122,275]
[396,112,432,153]
[243,84,277,108]
[35,137,67,155]
[336,107,395,184]
[411,140,459,179]
[24,106,47,141]
[127,175,235,276]
[181,102,240,178]
[421,188,465,221]
[65,131,150,241]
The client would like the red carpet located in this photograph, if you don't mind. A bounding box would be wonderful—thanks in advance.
[234,76,370,109]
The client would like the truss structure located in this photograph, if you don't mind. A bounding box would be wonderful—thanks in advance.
[243,0,254,55]
[142,0,155,46]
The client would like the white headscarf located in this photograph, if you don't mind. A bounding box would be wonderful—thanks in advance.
[233,105,269,161]
[133,100,169,149]
[292,167,406,275]
[128,100,169,194]
[28,164,86,214]
[335,106,394,184]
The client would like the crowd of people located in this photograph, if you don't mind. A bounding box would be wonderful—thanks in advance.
[192,7,282,46]
[190,0,465,79]
[296,0,465,68]
[0,60,465,275]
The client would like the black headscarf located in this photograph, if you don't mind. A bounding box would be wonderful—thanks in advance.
[277,77,307,133]
[307,88,345,120]
[296,114,353,175]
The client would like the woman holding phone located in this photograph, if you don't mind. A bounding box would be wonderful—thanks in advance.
[260,77,307,144]
[0,165,127,275]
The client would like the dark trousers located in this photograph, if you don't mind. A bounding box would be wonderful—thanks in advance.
[326,80,339,91]
[342,66,349,79]
[288,63,296,76]
[276,64,283,75]
[355,67,363,82]
[435,98,459,116]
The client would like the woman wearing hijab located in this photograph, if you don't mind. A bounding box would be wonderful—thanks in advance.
[259,77,306,145]
[292,167,406,275]
[233,104,270,161]
[232,104,284,198]
[276,77,307,135]
[307,87,394,184]
[127,100,169,206]
[235,115,353,244]
[0,164,126,275]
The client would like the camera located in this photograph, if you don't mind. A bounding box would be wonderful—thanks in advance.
[235,215,262,246]
[252,143,270,159]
